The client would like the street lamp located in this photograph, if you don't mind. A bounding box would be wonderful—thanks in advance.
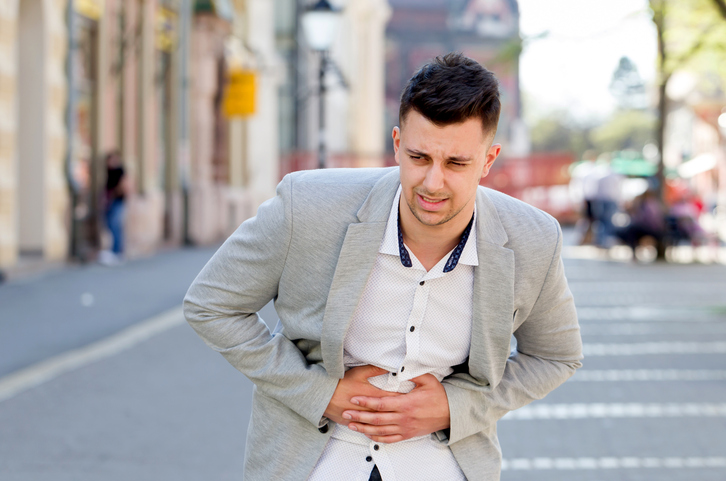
[302,0,341,169]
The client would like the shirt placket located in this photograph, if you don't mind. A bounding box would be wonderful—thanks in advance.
[384,274,429,391]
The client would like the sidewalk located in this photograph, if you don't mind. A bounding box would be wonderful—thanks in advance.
[0,245,220,378]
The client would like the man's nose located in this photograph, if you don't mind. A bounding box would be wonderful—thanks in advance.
[423,162,445,192]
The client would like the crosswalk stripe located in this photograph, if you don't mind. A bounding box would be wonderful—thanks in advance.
[583,341,726,356]
[580,323,726,335]
[576,306,723,322]
[502,456,726,470]
[570,369,726,381]
[502,403,726,420]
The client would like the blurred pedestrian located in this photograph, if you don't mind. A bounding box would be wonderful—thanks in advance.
[592,161,623,248]
[615,189,665,253]
[184,53,582,481]
[569,161,599,245]
[99,151,127,265]
[668,190,706,247]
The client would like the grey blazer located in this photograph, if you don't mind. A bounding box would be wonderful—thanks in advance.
[183,167,582,481]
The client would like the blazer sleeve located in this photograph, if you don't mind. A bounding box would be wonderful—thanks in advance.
[183,174,339,427]
[441,220,583,444]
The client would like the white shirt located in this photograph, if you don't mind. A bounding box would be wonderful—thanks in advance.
[308,186,477,481]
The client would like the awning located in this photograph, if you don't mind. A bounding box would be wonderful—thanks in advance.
[194,0,234,22]
[610,156,658,177]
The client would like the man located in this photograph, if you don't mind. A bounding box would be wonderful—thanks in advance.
[184,53,582,481]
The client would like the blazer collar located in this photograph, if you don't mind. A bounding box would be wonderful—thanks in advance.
[469,187,515,385]
[321,168,400,378]
[356,167,401,223]
[322,172,515,384]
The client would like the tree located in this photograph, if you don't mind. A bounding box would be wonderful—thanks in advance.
[529,113,594,160]
[713,0,726,19]
[609,57,648,110]
[648,0,726,258]
[649,0,726,200]
[590,110,656,154]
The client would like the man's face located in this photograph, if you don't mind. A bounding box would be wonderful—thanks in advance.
[393,110,500,232]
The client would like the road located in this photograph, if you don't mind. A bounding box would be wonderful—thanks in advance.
[1,242,725,480]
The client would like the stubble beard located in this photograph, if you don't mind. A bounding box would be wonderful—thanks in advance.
[405,189,467,227]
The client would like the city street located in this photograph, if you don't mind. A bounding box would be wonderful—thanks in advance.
[1,241,725,480]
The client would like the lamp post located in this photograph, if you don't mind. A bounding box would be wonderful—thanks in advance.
[301,0,341,169]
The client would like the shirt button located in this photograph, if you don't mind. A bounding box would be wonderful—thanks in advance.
[419,281,425,286]
[409,326,415,332]
[366,456,373,462]
[318,424,329,434]
[374,444,380,451]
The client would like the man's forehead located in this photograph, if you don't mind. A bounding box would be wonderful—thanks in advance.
[400,113,495,141]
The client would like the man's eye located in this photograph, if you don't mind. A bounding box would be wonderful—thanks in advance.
[409,155,422,160]
[452,162,466,167]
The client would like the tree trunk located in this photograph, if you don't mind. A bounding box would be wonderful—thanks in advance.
[652,0,669,260]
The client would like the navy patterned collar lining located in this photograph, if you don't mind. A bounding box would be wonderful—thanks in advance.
[397,210,475,273]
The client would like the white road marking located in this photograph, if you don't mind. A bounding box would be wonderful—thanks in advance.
[583,341,726,356]
[502,403,726,420]
[580,323,726,335]
[576,306,723,322]
[0,307,185,403]
[570,369,726,381]
[502,456,726,470]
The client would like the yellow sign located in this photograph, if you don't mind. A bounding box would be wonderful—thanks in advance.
[224,70,256,118]
[156,7,178,53]
[76,0,104,20]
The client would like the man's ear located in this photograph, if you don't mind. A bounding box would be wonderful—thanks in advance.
[481,143,501,179]
[392,127,401,165]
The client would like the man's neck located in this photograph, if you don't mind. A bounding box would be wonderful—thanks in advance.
[399,199,474,272]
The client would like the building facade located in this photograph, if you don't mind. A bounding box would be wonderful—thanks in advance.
[276,0,392,174]
[384,0,525,158]
[0,0,281,274]
[0,0,70,269]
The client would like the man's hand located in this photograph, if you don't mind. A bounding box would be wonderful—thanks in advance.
[342,373,451,443]
[324,365,401,426]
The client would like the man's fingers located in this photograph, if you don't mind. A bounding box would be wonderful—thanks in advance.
[347,420,402,436]
[350,395,400,412]
[409,373,437,387]
[367,434,405,444]
[343,410,400,426]
[353,364,389,379]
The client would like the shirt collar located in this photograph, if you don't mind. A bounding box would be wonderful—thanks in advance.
[380,186,478,270]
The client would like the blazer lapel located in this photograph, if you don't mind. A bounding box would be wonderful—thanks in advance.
[469,188,515,386]
[321,169,401,379]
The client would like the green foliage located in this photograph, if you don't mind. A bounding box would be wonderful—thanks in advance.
[529,109,656,160]
[590,110,657,153]
[651,0,726,78]
[529,114,594,159]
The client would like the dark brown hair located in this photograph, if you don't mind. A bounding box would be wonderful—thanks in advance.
[399,52,501,135]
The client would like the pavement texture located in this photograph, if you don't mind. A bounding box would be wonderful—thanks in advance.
[0,246,220,377]
[1,233,725,480]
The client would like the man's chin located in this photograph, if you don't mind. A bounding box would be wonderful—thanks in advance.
[411,208,452,227]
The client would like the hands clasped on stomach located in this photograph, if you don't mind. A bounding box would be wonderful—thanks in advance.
[323,364,451,444]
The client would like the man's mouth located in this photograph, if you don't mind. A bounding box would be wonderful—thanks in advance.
[416,193,448,210]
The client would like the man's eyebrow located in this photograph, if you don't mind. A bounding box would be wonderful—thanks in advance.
[447,155,472,163]
[405,149,472,162]
[405,148,429,158]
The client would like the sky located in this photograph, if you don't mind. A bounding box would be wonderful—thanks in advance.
[517,0,657,124]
